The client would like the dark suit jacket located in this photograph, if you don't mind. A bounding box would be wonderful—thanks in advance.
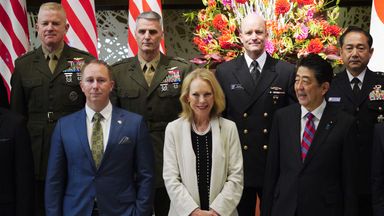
[327,69,384,194]
[262,103,358,216]
[0,79,9,108]
[10,44,94,180]
[372,123,384,216]
[45,106,155,216]
[111,54,194,187]
[215,53,296,188]
[0,108,34,216]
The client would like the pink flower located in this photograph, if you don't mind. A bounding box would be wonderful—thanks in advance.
[294,25,309,40]
[222,0,232,6]
[265,39,275,55]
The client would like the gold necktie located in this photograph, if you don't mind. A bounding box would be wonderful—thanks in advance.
[48,54,58,73]
[144,63,155,86]
[91,112,104,168]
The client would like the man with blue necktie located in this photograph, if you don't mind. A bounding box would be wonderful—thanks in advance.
[45,60,154,216]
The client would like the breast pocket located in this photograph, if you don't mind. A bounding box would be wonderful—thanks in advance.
[22,78,43,110]
[117,88,140,112]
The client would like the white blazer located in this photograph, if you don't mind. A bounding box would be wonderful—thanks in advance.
[163,117,243,216]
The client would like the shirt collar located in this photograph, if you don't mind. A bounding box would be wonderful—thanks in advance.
[138,53,161,71]
[300,99,326,121]
[346,68,366,83]
[85,101,113,121]
[244,51,267,71]
[42,42,64,60]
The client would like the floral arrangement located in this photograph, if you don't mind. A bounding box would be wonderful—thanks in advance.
[184,0,343,67]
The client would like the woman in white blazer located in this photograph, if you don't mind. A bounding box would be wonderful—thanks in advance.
[163,68,243,216]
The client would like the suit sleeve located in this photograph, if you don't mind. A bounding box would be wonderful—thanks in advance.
[163,122,200,215]
[261,111,281,216]
[372,124,384,216]
[342,117,358,216]
[45,120,67,216]
[133,118,155,216]
[10,63,27,116]
[210,121,243,215]
[14,116,34,216]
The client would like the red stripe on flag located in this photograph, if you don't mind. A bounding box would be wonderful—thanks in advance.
[128,30,138,54]
[129,0,140,20]
[61,0,97,57]
[10,0,28,38]
[0,5,27,56]
[0,40,15,73]
[79,0,98,37]
[142,0,151,12]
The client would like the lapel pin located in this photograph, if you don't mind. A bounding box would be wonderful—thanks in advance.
[117,120,122,124]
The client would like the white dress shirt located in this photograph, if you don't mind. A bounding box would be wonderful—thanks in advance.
[244,51,267,74]
[300,100,326,142]
[85,102,112,151]
[347,68,366,90]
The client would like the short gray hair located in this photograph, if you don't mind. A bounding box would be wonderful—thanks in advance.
[136,11,163,28]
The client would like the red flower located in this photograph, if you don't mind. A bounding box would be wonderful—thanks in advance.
[208,0,216,7]
[235,0,248,3]
[307,38,324,54]
[218,34,233,49]
[324,45,339,55]
[212,14,228,31]
[296,0,313,6]
[275,0,291,16]
[323,25,342,37]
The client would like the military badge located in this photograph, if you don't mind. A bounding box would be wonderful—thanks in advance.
[64,73,73,82]
[63,58,85,82]
[160,68,182,91]
[269,86,285,104]
[69,91,79,102]
[369,85,384,101]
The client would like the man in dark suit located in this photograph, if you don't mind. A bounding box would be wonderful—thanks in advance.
[45,60,154,216]
[111,11,193,215]
[0,108,34,216]
[215,13,296,215]
[10,3,94,215]
[262,54,358,216]
[0,79,9,108]
[372,123,384,216]
[326,26,384,216]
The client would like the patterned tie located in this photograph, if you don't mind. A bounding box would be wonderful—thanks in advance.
[48,53,58,73]
[143,63,155,86]
[250,60,260,83]
[351,77,361,96]
[301,112,315,161]
[91,112,104,168]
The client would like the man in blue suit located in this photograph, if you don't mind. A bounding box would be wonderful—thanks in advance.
[45,59,155,216]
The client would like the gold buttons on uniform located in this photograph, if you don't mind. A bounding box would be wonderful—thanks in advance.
[263,112,268,117]
[243,145,248,150]
[263,145,268,150]
[243,129,248,134]
[243,113,248,118]
[263,129,268,134]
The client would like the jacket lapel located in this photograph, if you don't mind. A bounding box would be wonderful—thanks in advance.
[33,47,53,79]
[209,117,225,198]
[231,56,255,95]
[99,107,124,169]
[75,109,97,170]
[148,54,171,96]
[128,57,149,90]
[248,55,277,107]
[302,104,336,168]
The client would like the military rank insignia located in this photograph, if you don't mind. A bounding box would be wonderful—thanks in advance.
[63,58,85,83]
[269,86,285,104]
[160,68,181,92]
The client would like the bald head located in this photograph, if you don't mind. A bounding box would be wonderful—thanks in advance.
[239,13,268,60]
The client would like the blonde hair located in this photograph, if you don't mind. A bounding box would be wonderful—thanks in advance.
[38,2,67,20]
[179,68,225,121]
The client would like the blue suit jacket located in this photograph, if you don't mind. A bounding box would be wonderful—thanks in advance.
[45,106,154,216]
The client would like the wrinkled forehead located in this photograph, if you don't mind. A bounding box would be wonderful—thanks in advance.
[136,18,162,31]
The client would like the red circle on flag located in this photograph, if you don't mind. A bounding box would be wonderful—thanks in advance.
[375,0,384,24]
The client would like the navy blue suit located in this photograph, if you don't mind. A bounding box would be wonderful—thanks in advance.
[45,106,155,216]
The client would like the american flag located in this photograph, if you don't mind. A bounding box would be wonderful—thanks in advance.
[369,0,384,71]
[62,0,98,58]
[128,0,165,57]
[0,0,29,100]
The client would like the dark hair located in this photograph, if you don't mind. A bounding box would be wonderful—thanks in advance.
[339,26,373,48]
[296,54,333,84]
[81,59,113,80]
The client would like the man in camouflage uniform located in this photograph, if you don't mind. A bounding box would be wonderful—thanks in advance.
[111,11,194,216]
[10,2,94,215]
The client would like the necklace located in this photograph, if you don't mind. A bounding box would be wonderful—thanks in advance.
[195,132,211,202]
[192,121,211,136]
